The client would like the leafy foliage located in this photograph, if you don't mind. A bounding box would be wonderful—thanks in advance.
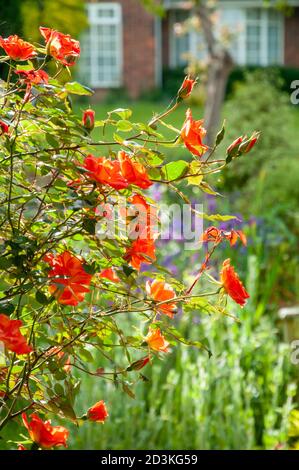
[0,28,257,449]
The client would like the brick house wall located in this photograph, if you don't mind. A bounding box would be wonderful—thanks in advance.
[284,7,299,67]
[89,0,157,99]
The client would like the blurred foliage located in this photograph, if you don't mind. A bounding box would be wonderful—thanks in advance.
[219,71,299,222]
[21,0,88,42]
[226,65,299,98]
[0,2,23,36]
[68,256,297,450]
[163,65,299,102]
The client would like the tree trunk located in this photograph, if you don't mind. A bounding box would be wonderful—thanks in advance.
[195,1,234,146]
[204,50,234,146]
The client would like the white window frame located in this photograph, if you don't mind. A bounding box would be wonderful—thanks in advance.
[87,2,123,88]
[221,5,284,66]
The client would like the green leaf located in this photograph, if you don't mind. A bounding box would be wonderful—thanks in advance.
[54,383,65,396]
[117,120,133,132]
[123,265,135,277]
[165,325,211,356]
[110,108,132,120]
[146,150,164,166]
[83,217,96,235]
[199,181,221,196]
[65,82,93,96]
[113,133,123,144]
[187,160,203,186]
[45,134,59,148]
[0,301,15,315]
[122,382,136,399]
[201,213,238,222]
[161,160,189,181]
[0,256,14,270]
[79,348,94,363]
[215,120,225,146]
[35,291,50,305]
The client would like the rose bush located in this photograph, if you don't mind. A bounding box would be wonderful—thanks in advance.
[0,30,258,450]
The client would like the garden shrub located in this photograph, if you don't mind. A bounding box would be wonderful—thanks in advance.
[0,29,263,450]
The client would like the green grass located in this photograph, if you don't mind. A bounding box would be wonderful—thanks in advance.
[74,99,204,159]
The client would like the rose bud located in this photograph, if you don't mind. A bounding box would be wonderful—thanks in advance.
[82,109,95,131]
[177,76,196,101]
[239,132,260,154]
[126,356,150,371]
[0,120,9,135]
[226,136,243,157]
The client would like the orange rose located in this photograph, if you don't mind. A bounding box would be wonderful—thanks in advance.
[224,229,247,247]
[201,226,222,244]
[40,27,80,66]
[220,259,250,307]
[127,193,158,239]
[145,327,169,353]
[22,413,69,449]
[45,251,92,306]
[118,151,152,189]
[202,227,247,247]
[0,314,32,355]
[87,400,109,423]
[83,154,128,190]
[124,237,156,271]
[0,35,36,61]
[98,268,120,283]
[146,279,177,318]
[15,69,49,85]
[181,108,208,157]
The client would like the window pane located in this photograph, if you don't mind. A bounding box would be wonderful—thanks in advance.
[172,10,190,66]
[80,5,122,87]
[246,23,261,64]
[268,24,280,63]
[247,8,261,21]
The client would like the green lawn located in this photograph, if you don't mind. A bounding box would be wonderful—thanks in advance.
[75,99,204,159]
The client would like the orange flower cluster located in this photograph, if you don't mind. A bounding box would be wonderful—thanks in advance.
[22,413,69,449]
[202,226,247,247]
[40,27,80,66]
[83,151,152,191]
[221,259,250,307]
[0,314,32,355]
[0,35,36,60]
[181,108,208,157]
[45,251,92,306]
[146,279,177,318]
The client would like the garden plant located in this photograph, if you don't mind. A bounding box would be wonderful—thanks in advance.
[0,28,260,450]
